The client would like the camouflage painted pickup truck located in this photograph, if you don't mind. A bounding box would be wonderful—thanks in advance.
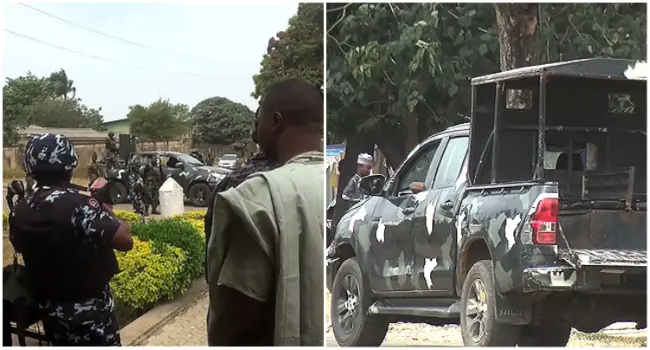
[105,151,231,207]
[326,58,647,347]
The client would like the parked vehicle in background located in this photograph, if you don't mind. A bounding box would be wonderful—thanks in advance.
[326,58,647,347]
[218,154,239,169]
[106,151,232,207]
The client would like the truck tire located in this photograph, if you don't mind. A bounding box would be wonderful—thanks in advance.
[331,258,388,347]
[519,321,572,346]
[109,181,127,204]
[460,260,521,346]
[188,183,210,207]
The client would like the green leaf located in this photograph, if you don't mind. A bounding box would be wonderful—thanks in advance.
[448,83,459,97]
[446,26,456,40]
[479,44,488,56]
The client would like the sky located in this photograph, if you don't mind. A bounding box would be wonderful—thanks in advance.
[3,1,300,121]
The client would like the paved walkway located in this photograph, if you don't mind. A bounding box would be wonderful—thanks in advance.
[142,294,209,346]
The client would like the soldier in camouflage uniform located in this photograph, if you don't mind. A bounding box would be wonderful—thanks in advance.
[126,154,147,222]
[9,133,133,346]
[87,152,107,188]
[143,156,164,215]
[104,132,119,169]
[190,149,204,163]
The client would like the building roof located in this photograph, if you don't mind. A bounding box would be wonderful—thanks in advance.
[471,58,647,85]
[22,125,108,142]
[101,118,129,126]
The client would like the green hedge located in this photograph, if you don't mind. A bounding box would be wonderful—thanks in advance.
[113,210,142,227]
[110,238,186,310]
[132,218,205,288]
[110,215,206,326]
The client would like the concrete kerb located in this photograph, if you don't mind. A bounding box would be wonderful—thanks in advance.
[119,278,208,346]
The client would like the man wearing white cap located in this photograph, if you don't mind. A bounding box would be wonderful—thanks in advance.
[342,153,373,202]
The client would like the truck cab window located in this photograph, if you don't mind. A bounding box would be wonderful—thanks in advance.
[395,141,441,193]
[434,137,469,189]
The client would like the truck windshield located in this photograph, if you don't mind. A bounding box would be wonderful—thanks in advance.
[177,154,204,166]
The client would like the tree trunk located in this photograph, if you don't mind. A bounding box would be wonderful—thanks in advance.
[332,135,375,228]
[374,122,407,169]
[402,114,419,156]
[494,4,541,108]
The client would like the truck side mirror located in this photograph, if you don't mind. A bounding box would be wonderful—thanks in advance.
[359,174,386,196]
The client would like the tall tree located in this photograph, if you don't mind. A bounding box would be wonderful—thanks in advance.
[127,99,190,141]
[252,3,324,99]
[494,4,541,71]
[2,70,107,144]
[327,3,646,168]
[23,98,103,129]
[191,97,255,153]
[3,72,53,144]
[48,69,76,100]
[326,3,646,222]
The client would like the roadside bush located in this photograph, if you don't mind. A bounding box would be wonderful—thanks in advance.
[174,210,207,221]
[110,238,186,310]
[185,219,205,238]
[133,218,205,289]
[2,212,8,229]
[114,210,141,227]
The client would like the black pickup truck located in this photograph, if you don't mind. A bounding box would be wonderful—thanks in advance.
[326,58,647,346]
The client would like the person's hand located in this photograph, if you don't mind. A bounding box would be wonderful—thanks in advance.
[409,182,425,194]
[103,203,115,215]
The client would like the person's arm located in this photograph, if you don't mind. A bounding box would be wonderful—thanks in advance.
[72,197,133,251]
[341,175,362,202]
[208,232,275,345]
[207,177,276,346]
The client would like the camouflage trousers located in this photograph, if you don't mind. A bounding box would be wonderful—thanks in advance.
[127,192,147,222]
[105,153,119,169]
[39,285,121,346]
[144,182,160,209]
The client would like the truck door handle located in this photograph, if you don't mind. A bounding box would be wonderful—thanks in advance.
[440,201,454,211]
[402,207,416,215]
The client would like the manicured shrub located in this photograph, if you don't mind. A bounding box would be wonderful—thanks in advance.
[113,210,142,227]
[110,238,186,310]
[185,219,205,238]
[174,210,207,221]
[133,218,205,289]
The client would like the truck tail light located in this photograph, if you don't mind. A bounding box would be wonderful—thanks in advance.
[530,198,558,245]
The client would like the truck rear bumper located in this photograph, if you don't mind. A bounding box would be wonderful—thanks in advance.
[522,264,646,294]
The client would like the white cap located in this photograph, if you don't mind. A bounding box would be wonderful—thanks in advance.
[357,153,373,166]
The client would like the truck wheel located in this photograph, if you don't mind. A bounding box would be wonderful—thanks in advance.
[519,321,572,346]
[188,183,210,207]
[331,258,388,347]
[460,260,521,346]
[109,181,127,204]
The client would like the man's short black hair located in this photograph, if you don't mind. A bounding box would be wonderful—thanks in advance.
[260,79,323,127]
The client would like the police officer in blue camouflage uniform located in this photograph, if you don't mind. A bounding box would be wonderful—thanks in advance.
[9,133,134,346]
[126,154,147,222]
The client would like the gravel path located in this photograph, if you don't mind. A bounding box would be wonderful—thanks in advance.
[325,292,647,347]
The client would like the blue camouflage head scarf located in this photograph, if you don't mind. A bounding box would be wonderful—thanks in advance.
[23,133,78,176]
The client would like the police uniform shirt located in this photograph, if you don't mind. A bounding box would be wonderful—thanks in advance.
[10,186,121,301]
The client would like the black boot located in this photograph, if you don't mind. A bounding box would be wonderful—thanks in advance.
[152,206,160,215]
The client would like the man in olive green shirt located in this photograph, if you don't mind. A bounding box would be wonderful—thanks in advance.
[206,79,324,346]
